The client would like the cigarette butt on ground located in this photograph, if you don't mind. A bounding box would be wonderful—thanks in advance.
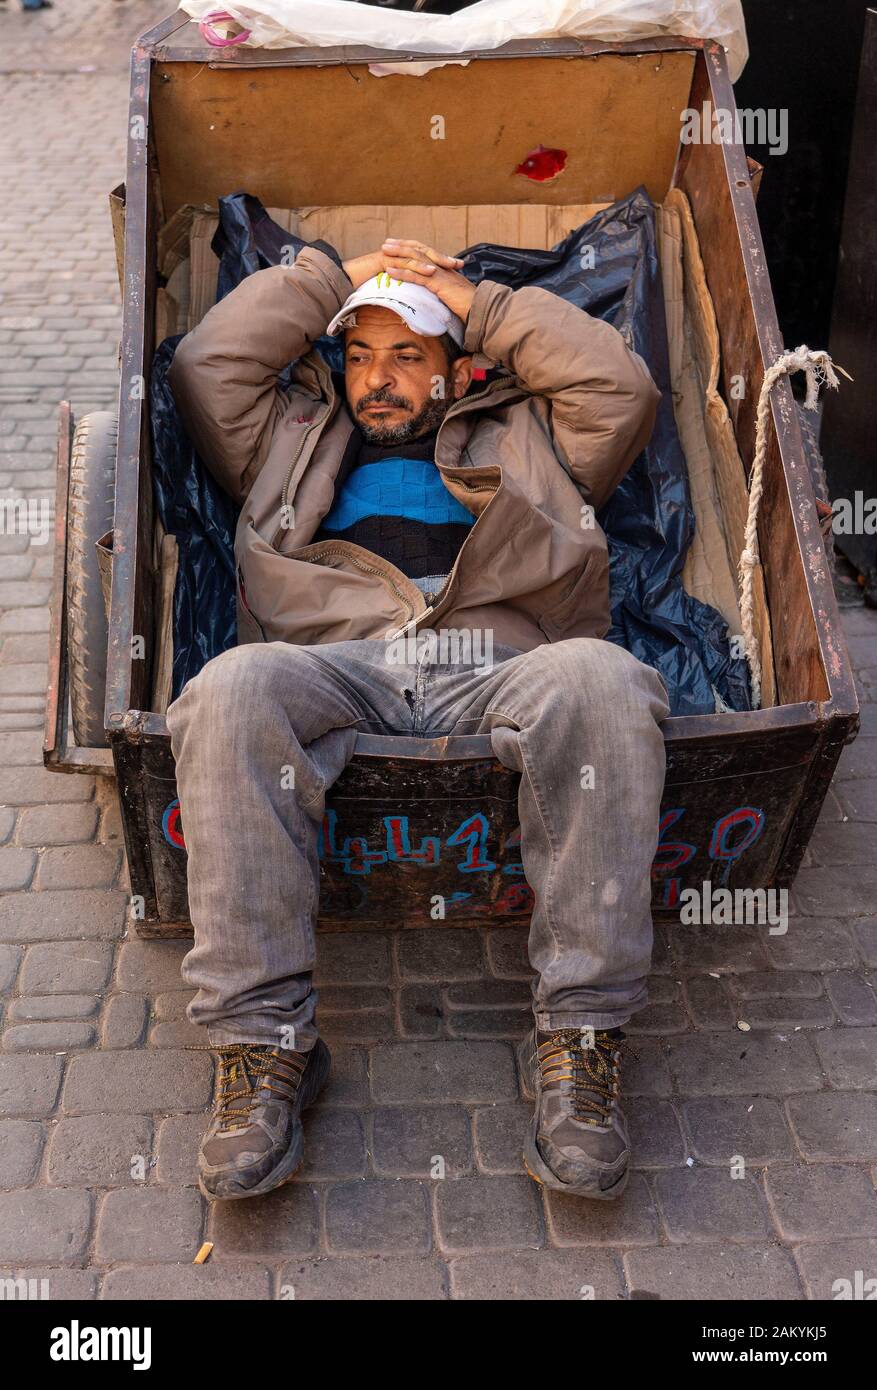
[194,1242,214,1265]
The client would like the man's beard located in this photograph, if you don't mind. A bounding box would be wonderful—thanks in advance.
[353,383,452,444]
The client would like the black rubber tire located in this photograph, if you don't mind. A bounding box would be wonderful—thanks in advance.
[66,411,117,747]
[796,401,835,572]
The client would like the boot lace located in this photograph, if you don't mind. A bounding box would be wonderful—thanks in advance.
[536,1028,627,1126]
[214,1044,305,1133]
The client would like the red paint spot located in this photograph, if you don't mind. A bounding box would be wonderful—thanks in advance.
[514,145,567,182]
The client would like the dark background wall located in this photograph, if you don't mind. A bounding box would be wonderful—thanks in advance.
[736,0,872,347]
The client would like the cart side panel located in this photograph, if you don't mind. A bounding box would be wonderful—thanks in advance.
[126,716,829,935]
[677,45,857,725]
[149,51,696,215]
[107,44,160,729]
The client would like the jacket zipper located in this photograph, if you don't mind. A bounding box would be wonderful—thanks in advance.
[313,544,416,628]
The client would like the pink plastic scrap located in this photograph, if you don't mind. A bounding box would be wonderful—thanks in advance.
[199,10,252,45]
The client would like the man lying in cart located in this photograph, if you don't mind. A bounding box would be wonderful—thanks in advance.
[167,237,667,1202]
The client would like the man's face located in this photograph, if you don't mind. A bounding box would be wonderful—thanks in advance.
[344,306,472,444]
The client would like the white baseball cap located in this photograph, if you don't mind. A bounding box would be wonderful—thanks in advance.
[327,272,466,348]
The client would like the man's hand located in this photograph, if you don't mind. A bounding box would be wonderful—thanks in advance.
[341,239,477,323]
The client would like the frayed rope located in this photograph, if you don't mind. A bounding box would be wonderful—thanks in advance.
[738,345,849,710]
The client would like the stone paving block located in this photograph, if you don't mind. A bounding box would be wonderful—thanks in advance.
[786,1093,877,1161]
[148,1019,202,1049]
[0,941,20,991]
[0,847,35,891]
[0,1189,91,1262]
[155,1114,205,1187]
[625,1000,690,1034]
[808,820,877,864]
[765,1164,877,1241]
[544,1173,657,1246]
[823,971,877,1026]
[320,1009,394,1044]
[0,661,46,695]
[312,932,391,984]
[7,995,98,1022]
[765,918,859,971]
[0,888,127,941]
[667,1031,823,1096]
[473,1103,529,1174]
[0,808,14,846]
[17,803,98,847]
[0,766,93,806]
[0,1054,63,1116]
[730,996,836,1029]
[47,1115,153,1187]
[729,970,824,999]
[2,1021,95,1051]
[207,1185,318,1257]
[317,984,392,1013]
[794,1239,877,1300]
[396,929,483,980]
[682,1096,795,1166]
[445,978,531,1008]
[326,1179,432,1253]
[683,975,736,1028]
[0,1118,44,1187]
[624,1037,674,1096]
[0,581,50,608]
[4,1268,97,1301]
[653,1168,771,1242]
[280,1254,447,1301]
[35,845,121,891]
[314,1046,369,1108]
[62,1051,212,1115]
[483,925,532,979]
[398,983,443,1038]
[294,1107,367,1181]
[450,1248,624,1300]
[0,633,49,664]
[851,919,877,967]
[435,1174,543,1253]
[152,991,195,1022]
[100,993,148,1048]
[836,779,877,822]
[95,1189,203,1263]
[370,1041,517,1104]
[19,939,113,994]
[627,1098,687,1167]
[0,729,43,763]
[793,866,877,918]
[115,939,189,992]
[371,1105,472,1178]
[666,924,769,972]
[624,1245,803,1301]
[814,1027,877,1088]
[0,607,50,636]
[102,1264,273,1302]
[446,1006,532,1039]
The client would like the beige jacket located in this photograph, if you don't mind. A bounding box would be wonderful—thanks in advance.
[169,247,660,650]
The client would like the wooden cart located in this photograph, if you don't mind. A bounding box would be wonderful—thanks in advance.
[44,14,859,936]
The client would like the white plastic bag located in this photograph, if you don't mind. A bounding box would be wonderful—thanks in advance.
[179,0,748,82]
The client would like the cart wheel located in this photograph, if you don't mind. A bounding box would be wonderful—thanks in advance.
[796,402,835,571]
[66,411,117,747]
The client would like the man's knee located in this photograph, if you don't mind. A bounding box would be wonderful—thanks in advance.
[518,638,669,720]
[167,642,309,732]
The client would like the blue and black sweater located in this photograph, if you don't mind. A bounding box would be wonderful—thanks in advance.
[315,429,474,601]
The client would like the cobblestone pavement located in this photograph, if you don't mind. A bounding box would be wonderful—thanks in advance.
[1,5,876,1303]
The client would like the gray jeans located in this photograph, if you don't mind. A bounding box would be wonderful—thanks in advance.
[166,636,670,1048]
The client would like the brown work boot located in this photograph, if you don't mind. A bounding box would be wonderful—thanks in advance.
[517,1026,630,1200]
[198,1040,331,1200]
